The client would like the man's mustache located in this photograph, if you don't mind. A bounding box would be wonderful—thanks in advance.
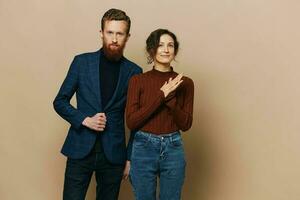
[109,44,120,47]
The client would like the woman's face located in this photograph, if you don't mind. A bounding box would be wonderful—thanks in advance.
[154,34,175,65]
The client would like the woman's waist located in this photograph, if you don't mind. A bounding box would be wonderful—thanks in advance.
[139,125,180,136]
[135,130,181,142]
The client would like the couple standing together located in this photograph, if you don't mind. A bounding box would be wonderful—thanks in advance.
[53,8,194,200]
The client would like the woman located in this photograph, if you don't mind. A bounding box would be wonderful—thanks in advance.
[126,29,194,200]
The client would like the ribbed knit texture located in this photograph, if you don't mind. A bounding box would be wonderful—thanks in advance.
[126,68,194,135]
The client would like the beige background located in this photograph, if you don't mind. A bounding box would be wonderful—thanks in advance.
[1,0,300,199]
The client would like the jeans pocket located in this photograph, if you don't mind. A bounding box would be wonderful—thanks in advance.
[133,134,149,148]
[170,137,183,148]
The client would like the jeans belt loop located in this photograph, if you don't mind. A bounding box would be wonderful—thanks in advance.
[170,135,173,143]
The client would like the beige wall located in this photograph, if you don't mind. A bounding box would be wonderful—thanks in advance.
[1,0,300,199]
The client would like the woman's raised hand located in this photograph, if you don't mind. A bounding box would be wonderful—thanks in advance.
[160,74,183,97]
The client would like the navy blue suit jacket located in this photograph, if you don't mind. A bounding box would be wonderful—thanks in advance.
[53,50,142,164]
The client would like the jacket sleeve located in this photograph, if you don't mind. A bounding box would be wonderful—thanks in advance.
[165,78,194,131]
[53,56,87,130]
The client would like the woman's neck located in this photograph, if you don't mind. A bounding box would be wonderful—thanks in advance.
[153,62,172,72]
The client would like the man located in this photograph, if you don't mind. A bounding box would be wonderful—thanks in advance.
[53,8,142,200]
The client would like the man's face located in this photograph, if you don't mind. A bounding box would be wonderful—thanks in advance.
[101,20,130,61]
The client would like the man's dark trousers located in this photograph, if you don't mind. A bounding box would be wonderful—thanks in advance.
[63,144,124,200]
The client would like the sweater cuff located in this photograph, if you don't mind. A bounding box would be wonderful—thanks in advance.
[164,91,176,109]
[165,97,177,110]
[164,91,176,102]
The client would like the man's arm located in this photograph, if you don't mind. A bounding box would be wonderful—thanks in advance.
[53,56,87,130]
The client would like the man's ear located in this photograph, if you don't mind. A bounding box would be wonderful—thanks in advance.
[100,30,103,39]
[126,33,131,42]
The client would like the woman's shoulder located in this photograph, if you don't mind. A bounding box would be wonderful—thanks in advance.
[181,75,194,89]
[182,75,193,82]
[132,70,154,79]
[129,71,149,83]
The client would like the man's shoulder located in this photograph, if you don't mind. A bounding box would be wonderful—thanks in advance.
[122,57,142,71]
[74,50,100,59]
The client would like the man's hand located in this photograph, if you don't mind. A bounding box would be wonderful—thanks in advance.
[160,74,183,98]
[123,160,131,180]
[82,113,106,131]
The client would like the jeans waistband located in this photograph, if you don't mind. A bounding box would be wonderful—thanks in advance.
[136,130,181,141]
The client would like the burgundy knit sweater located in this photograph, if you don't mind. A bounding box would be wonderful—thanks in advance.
[126,68,194,135]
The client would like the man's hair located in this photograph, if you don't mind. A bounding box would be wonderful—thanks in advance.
[146,29,179,64]
[101,8,131,34]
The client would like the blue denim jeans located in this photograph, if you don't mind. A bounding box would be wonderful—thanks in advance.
[130,130,186,200]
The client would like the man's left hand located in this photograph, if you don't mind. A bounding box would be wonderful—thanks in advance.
[123,160,130,180]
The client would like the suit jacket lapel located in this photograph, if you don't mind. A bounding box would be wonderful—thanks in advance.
[87,50,103,111]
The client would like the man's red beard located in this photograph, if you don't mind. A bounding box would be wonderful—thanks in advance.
[102,42,125,61]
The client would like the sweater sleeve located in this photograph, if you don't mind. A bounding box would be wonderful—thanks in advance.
[126,75,165,130]
[165,78,194,131]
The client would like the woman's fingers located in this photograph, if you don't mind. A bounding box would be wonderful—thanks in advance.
[173,74,183,82]
[160,75,184,97]
[167,74,183,88]
[170,79,183,91]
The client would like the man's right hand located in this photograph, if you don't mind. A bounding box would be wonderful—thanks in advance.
[82,113,106,132]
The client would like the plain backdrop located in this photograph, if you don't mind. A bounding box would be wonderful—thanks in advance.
[1,0,300,199]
